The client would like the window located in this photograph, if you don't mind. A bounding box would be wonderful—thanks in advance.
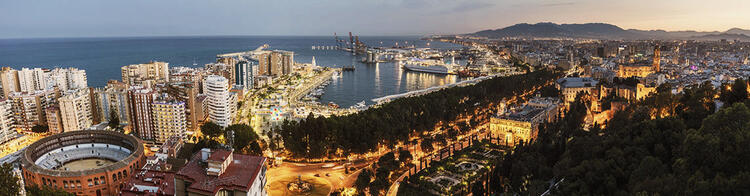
[94,177,99,185]
[88,179,93,187]
[63,180,68,188]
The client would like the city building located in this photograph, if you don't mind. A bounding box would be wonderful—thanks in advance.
[20,130,145,196]
[121,151,176,196]
[159,134,183,158]
[204,63,233,86]
[46,68,89,91]
[175,149,267,196]
[253,50,294,77]
[121,61,170,86]
[128,86,156,142]
[8,89,58,132]
[204,75,232,127]
[152,95,187,144]
[0,67,20,99]
[217,57,238,84]
[0,99,15,144]
[489,97,560,146]
[617,47,661,78]
[45,105,63,134]
[556,77,599,104]
[18,68,47,93]
[617,63,655,78]
[164,82,200,134]
[95,80,131,126]
[59,89,93,132]
[234,60,254,90]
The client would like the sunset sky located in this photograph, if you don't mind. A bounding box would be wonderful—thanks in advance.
[1,0,748,38]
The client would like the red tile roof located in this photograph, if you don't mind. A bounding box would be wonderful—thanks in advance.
[121,170,175,196]
[176,149,266,195]
[207,150,231,162]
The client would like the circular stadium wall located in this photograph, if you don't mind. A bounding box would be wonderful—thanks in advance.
[20,130,145,196]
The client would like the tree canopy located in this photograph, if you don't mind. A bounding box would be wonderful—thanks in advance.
[278,70,559,158]
[0,163,20,196]
[486,79,750,195]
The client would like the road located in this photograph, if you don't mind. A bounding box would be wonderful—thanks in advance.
[266,159,374,194]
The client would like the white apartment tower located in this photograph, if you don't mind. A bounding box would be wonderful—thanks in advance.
[0,99,15,144]
[18,68,47,92]
[204,75,232,127]
[121,61,170,86]
[59,89,93,132]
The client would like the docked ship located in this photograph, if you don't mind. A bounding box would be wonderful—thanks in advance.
[401,58,455,74]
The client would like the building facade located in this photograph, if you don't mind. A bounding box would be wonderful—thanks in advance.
[127,87,156,142]
[8,90,58,132]
[556,77,599,104]
[121,61,170,86]
[165,82,200,134]
[0,99,15,144]
[234,60,254,90]
[152,96,187,144]
[204,75,232,127]
[95,81,131,126]
[59,89,93,132]
[45,105,63,134]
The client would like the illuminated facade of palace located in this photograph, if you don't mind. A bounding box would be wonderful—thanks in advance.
[489,97,559,146]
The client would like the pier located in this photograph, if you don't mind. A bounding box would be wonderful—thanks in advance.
[288,68,339,105]
[371,75,495,105]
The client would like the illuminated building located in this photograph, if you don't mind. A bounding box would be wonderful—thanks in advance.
[653,46,661,73]
[204,75,232,127]
[20,130,145,196]
[165,82,200,134]
[616,46,661,78]
[489,97,559,146]
[121,61,170,86]
[600,82,657,101]
[45,105,63,134]
[175,149,267,196]
[617,64,655,78]
[0,99,15,144]
[556,77,599,103]
[152,96,187,144]
[59,89,93,132]
[127,86,156,141]
[8,89,58,132]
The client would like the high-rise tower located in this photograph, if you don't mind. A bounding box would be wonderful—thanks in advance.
[653,46,661,73]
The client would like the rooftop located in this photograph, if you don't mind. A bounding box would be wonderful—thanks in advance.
[556,77,599,88]
[175,149,266,195]
[121,169,175,196]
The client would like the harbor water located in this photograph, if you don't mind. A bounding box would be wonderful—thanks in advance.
[0,36,465,107]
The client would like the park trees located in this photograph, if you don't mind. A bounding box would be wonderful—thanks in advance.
[0,163,20,196]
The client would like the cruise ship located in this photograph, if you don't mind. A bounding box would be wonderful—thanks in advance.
[401,58,455,74]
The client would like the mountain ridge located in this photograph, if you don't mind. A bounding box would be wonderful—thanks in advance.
[470,22,750,40]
